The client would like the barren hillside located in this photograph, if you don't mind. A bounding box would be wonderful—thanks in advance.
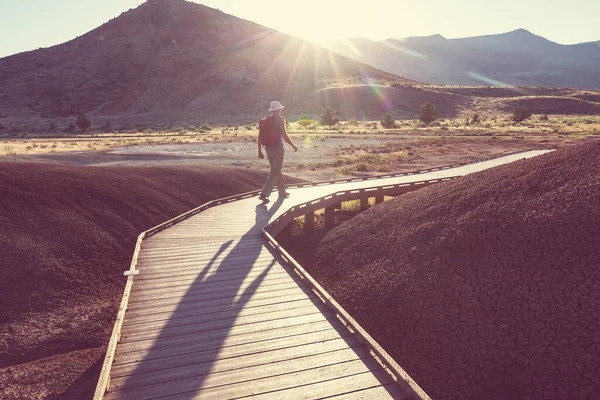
[311,141,600,400]
[1,0,599,133]
[0,0,410,129]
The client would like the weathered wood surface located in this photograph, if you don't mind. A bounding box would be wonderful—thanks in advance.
[104,150,550,399]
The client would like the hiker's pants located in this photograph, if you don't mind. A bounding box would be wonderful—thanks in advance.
[261,146,286,197]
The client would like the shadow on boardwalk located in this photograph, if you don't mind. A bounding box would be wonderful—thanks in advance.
[115,199,285,398]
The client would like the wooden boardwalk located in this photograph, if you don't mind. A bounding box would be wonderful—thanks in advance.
[97,150,550,400]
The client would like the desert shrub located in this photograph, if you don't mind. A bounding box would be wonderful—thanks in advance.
[66,121,76,133]
[381,113,396,129]
[540,114,549,121]
[199,123,211,131]
[419,102,439,125]
[75,114,92,131]
[512,106,532,123]
[354,163,369,172]
[297,119,313,130]
[320,106,340,128]
[472,113,480,124]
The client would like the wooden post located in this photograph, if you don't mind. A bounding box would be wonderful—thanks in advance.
[304,211,315,233]
[375,194,384,204]
[275,221,294,246]
[325,205,336,228]
[360,196,369,211]
[334,202,342,210]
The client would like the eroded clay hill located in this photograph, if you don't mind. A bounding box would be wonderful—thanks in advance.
[0,163,278,399]
[311,141,600,400]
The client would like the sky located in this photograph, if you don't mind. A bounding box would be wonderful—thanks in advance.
[1,0,599,58]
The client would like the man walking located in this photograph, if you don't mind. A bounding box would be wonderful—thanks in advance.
[258,101,298,204]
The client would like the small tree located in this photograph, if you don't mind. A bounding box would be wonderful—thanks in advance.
[419,102,438,125]
[512,106,532,123]
[75,114,92,131]
[381,112,396,129]
[320,106,339,128]
[297,119,314,130]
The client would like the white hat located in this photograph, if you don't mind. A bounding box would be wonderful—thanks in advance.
[268,101,285,112]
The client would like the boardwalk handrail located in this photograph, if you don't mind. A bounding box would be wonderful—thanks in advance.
[262,229,432,400]
[94,150,535,399]
[266,177,456,236]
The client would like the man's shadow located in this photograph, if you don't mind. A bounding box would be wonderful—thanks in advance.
[113,198,284,398]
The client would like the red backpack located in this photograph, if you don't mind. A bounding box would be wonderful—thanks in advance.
[259,116,278,146]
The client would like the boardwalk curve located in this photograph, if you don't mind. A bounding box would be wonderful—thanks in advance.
[95,150,551,400]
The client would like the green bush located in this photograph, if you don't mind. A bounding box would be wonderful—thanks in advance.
[75,114,92,131]
[320,106,340,128]
[419,103,439,125]
[381,113,397,128]
[297,119,314,129]
[512,106,532,123]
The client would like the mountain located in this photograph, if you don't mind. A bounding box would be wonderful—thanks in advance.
[1,3,599,131]
[0,0,412,128]
[325,30,600,90]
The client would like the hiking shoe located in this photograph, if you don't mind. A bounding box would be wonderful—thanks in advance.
[279,192,290,198]
[258,194,270,203]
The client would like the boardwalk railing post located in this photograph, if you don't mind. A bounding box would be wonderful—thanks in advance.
[360,195,369,211]
[304,211,315,233]
[275,220,294,246]
[325,205,336,228]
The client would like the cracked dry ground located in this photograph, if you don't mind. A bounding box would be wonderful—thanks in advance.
[311,140,600,400]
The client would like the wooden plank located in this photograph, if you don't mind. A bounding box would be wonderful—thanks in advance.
[123,296,317,327]
[115,319,348,368]
[133,266,290,285]
[127,286,307,313]
[136,258,280,276]
[120,307,325,343]
[137,249,276,265]
[129,276,300,300]
[326,384,411,399]
[120,312,332,349]
[112,328,355,377]
[107,346,380,399]
[159,359,389,400]
[131,269,292,291]
[117,318,341,358]
[125,285,308,309]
